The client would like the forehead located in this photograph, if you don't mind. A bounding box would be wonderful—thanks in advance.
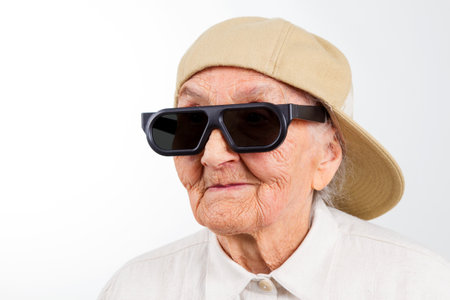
[177,67,302,106]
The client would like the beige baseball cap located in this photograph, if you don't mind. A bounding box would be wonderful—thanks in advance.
[174,17,404,220]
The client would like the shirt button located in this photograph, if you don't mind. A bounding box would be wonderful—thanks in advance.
[257,278,274,292]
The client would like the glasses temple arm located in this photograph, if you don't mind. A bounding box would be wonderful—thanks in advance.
[289,104,328,123]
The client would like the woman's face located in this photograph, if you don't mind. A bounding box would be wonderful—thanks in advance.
[174,67,340,235]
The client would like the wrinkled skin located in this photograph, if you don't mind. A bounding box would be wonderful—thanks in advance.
[174,67,342,273]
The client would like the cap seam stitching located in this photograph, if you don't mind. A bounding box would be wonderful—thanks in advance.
[268,22,293,75]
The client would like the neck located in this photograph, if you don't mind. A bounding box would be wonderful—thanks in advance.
[216,197,314,274]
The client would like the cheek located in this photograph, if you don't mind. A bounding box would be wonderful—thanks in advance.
[242,130,306,185]
[174,156,209,226]
[240,127,319,211]
[236,142,294,223]
[173,156,204,195]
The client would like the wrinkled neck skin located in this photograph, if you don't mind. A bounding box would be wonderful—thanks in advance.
[216,193,313,274]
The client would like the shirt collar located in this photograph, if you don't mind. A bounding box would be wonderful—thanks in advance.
[205,229,254,299]
[271,198,340,299]
[205,198,340,300]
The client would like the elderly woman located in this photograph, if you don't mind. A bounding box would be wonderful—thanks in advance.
[99,17,450,299]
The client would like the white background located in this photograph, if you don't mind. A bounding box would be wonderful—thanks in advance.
[1,0,449,299]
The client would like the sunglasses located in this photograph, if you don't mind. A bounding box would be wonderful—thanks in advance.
[141,102,328,156]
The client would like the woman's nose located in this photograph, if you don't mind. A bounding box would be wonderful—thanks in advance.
[200,129,239,168]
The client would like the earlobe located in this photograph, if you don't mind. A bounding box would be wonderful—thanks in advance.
[312,135,343,191]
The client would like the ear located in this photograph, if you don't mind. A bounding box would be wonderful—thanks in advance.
[312,132,343,191]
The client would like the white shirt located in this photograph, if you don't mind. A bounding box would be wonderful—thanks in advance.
[98,199,450,299]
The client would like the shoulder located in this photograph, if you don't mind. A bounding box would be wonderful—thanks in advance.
[329,206,448,263]
[126,228,210,265]
[98,229,210,300]
[328,207,450,298]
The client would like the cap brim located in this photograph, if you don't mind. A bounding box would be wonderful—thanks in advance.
[331,108,404,220]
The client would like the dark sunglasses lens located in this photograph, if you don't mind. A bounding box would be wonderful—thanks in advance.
[152,112,208,150]
[223,107,281,147]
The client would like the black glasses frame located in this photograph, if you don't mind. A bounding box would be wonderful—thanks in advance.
[141,102,328,156]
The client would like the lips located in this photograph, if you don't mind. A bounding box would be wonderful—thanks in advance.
[207,183,249,190]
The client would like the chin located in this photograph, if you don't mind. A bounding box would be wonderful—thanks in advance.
[195,208,263,236]
[206,224,256,236]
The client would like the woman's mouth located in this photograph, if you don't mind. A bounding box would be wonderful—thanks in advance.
[207,183,250,190]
